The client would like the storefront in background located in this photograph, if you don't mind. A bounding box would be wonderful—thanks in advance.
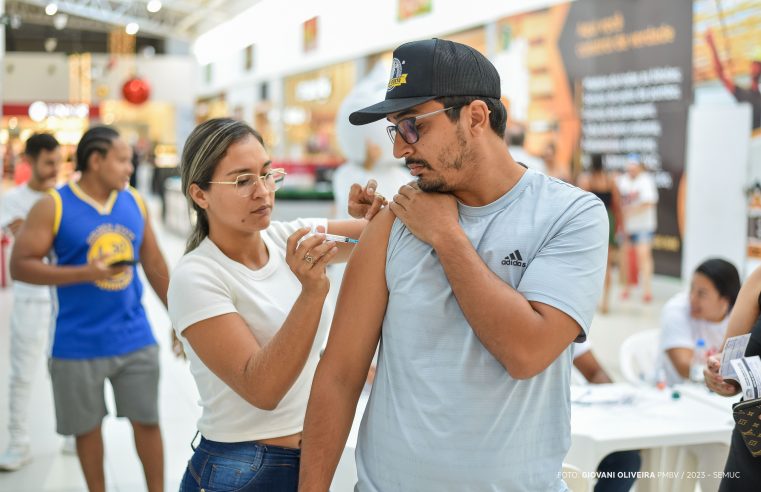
[195,93,229,125]
[280,61,357,198]
[494,9,574,171]
[442,27,487,54]
[1,102,99,181]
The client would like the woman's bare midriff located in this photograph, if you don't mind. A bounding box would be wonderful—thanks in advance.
[256,432,301,449]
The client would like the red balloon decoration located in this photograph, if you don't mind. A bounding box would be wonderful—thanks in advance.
[122,77,150,105]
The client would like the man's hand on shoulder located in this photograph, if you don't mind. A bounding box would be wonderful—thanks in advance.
[389,183,460,247]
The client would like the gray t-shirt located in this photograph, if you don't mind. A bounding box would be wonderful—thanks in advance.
[355,169,608,491]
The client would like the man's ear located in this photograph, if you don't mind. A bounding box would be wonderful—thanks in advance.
[189,183,209,210]
[466,100,491,136]
[89,151,103,173]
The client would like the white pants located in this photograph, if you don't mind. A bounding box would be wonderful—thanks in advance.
[7,297,51,446]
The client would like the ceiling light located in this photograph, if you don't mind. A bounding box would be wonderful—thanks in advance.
[45,3,58,16]
[44,37,58,52]
[147,0,162,13]
[29,101,48,122]
[53,13,68,30]
[125,22,139,35]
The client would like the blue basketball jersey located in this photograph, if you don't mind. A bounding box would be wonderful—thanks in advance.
[49,182,156,358]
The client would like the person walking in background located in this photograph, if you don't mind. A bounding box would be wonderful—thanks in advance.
[0,134,62,471]
[577,153,624,313]
[168,118,381,492]
[705,265,761,490]
[617,153,658,303]
[10,126,170,492]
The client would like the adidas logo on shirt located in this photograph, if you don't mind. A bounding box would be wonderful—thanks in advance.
[501,250,527,268]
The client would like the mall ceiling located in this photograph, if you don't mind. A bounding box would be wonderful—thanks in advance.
[2,0,258,53]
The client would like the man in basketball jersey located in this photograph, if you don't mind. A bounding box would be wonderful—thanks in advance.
[10,126,169,492]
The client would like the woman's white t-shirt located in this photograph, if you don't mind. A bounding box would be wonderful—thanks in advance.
[168,218,330,443]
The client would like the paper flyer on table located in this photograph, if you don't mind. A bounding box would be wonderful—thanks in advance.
[730,356,761,400]
[721,333,752,381]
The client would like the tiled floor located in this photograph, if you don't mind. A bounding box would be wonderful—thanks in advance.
[0,196,683,491]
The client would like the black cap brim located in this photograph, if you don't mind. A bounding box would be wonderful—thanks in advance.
[349,95,437,125]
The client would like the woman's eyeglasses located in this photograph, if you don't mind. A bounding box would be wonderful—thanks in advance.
[208,168,287,197]
[386,106,460,145]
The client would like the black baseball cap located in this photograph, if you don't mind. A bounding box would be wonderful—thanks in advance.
[349,38,501,126]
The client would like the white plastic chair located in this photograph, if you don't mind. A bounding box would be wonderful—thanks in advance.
[618,329,660,386]
[561,463,590,492]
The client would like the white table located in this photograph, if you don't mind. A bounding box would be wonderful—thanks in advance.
[566,383,735,492]
[674,382,741,410]
[566,383,734,471]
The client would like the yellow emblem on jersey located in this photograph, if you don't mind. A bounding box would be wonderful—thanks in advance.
[86,224,135,291]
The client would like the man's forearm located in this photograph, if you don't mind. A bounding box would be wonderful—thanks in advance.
[11,259,93,286]
[431,231,544,376]
[300,366,363,491]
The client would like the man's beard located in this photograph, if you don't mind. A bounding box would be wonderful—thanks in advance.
[414,125,470,193]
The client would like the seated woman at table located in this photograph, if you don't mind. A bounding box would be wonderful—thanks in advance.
[705,265,761,491]
[573,341,642,492]
[658,258,740,385]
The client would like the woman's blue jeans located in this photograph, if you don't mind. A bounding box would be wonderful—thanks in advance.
[179,436,300,491]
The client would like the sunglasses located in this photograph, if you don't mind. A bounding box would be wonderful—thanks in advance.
[386,106,461,145]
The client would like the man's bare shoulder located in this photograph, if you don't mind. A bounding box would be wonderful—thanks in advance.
[357,208,396,247]
[24,194,57,227]
[30,194,56,213]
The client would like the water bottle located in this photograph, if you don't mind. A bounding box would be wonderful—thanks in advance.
[655,367,667,390]
[689,338,707,383]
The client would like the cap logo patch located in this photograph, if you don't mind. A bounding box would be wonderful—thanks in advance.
[387,58,408,92]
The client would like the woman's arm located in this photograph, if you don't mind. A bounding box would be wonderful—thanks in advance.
[574,351,613,384]
[325,219,366,263]
[321,179,391,263]
[182,229,338,410]
[666,348,693,380]
[722,267,761,346]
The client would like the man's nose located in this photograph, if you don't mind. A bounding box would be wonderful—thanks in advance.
[393,134,413,159]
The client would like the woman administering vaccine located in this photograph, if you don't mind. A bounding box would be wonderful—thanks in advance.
[169,118,383,491]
